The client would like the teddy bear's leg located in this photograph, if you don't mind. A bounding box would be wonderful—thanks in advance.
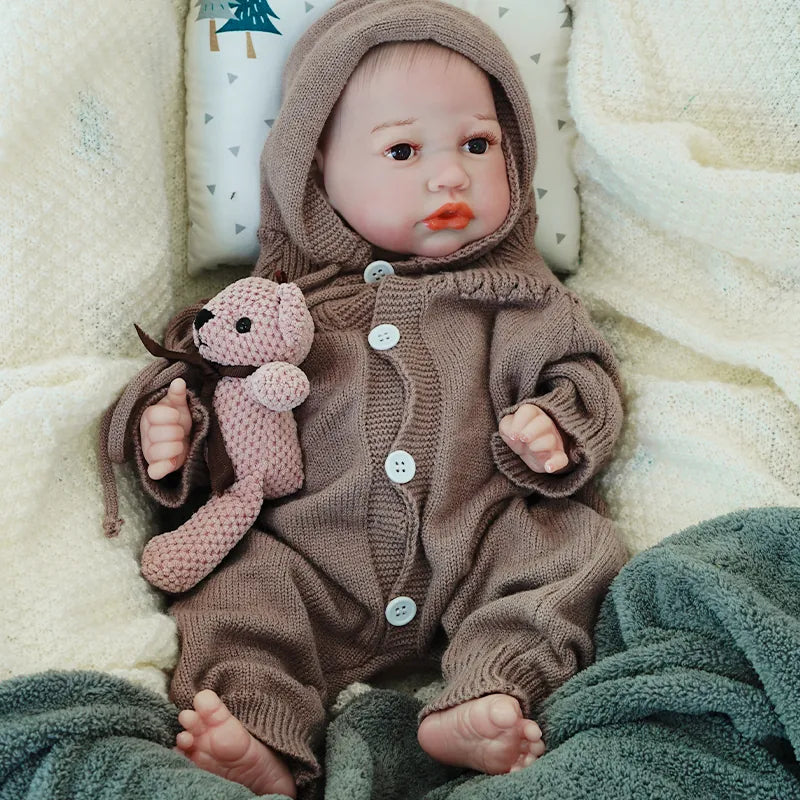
[140,474,263,594]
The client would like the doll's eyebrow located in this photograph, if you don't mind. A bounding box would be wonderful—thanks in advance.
[370,117,417,134]
[371,113,497,135]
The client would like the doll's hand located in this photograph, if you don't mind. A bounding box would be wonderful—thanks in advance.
[140,378,192,479]
[498,404,570,474]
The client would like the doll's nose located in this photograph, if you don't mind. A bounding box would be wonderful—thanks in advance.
[194,308,215,330]
[427,161,470,192]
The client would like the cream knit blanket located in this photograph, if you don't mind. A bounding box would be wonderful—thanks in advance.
[0,0,236,693]
[1,0,797,688]
[566,0,800,552]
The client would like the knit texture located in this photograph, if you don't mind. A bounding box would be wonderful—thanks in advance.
[6,507,799,798]
[131,0,628,785]
[0,0,243,694]
[318,506,800,799]
[564,0,800,552]
[138,278,313,594]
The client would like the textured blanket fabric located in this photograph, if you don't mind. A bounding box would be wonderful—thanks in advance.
[564,0,800,552]
[0,672,273,800]
[0,0,235,691]
[534,504,800,797]
[326,506,800,798]
[2,0,796,700]
[4,508,799,799]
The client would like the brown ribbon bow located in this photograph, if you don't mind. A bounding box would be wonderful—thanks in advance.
[135,324,257,495]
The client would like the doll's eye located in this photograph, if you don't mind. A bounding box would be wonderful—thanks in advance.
[235,317,252,333]
[385,143,415,161]
[464,137,489,155]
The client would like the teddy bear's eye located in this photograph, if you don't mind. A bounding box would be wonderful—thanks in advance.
[235,317,252,334]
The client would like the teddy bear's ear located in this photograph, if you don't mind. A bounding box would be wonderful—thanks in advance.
[276,282,314,363]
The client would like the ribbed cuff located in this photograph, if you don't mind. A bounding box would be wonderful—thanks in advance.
[419,640,558,721]
[492,397,599,499]
[225,691,323,787]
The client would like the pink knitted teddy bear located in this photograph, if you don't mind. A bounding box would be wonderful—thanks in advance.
[140,277,314,594]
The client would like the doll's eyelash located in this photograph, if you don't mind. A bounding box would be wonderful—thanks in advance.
[463,130,500,147]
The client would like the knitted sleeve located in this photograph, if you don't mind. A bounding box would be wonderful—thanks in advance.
[489,291,623,497]
[129,384,212,508]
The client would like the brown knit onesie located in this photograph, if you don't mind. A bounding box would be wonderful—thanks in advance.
[127,0,627,786]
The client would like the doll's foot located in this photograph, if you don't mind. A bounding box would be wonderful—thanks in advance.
[176,689,297,798]
[417,693,545,774]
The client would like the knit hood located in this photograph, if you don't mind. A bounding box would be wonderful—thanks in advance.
[255,0,540,282]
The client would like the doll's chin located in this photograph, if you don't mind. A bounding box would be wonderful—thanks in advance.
[414,232,475,258]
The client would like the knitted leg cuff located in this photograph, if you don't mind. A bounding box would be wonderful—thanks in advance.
[225,690,324,787]
[419,641,556,721]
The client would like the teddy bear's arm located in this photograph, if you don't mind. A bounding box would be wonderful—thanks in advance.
[245,362,310,412]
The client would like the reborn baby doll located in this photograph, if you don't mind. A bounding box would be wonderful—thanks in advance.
[120,0,627,796]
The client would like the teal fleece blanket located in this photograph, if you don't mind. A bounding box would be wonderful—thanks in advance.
[3,507,799,799]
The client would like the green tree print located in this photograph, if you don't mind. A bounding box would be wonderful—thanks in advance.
[218,0,281,59]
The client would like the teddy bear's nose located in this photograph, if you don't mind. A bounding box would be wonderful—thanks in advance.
[194,309,214,330]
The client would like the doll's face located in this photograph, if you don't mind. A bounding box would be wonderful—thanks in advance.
[316,45,511,258]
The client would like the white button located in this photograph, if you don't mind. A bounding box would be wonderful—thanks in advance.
[384,450,416,484]
[363,260,395,283]
[385,596,417,626]
[368,323,400,351]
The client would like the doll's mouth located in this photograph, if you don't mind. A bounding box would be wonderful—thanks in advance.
[423,202,474,231]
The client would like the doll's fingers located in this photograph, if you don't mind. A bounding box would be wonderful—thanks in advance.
[145,404,181,425]
[498,414,515,440]
[166,381,193,433]
[544,451,569,474]
[146,452,186,479]
[516,414,553,444]
[167,378,187,398]
[527,433,558,455]
[146,459,175,480]
[507,404,540,437]
[498,429,527,456]
[517,449,548,473]
[147,441,186,462]
[499,406,536,440]
[146,424,187,444]
[165,380,191,413]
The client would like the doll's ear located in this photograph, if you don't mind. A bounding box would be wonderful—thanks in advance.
[277,283,314,363]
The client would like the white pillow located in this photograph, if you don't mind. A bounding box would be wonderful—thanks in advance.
[185,0,580,275]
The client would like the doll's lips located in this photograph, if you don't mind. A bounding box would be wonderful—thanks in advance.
[423,202,474,231]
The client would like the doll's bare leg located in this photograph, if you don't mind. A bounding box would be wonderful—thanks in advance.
[176,689,297,798]
[417,694,545,774]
